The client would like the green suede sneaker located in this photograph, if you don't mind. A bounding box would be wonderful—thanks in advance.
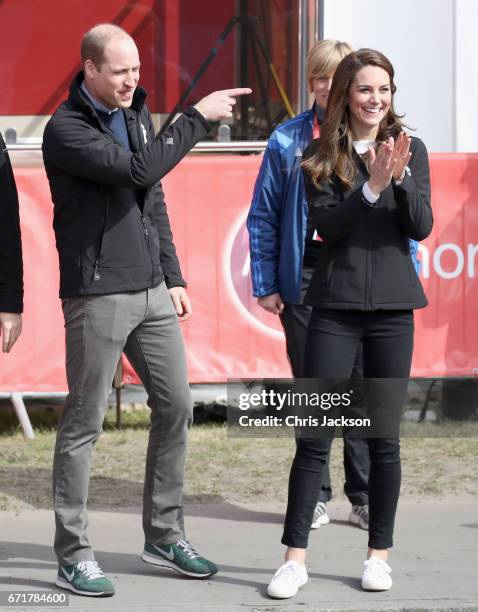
[55,560,115,597]
[141,540,218,578]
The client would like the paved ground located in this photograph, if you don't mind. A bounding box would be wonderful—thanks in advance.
[0,499,477,611]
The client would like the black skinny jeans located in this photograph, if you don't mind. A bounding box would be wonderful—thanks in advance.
[282,308,414,550]
[279,266,369,505]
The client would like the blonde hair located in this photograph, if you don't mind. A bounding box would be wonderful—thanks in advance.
[307,39,354,80]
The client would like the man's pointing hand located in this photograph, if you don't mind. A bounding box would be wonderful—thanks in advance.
[194,88,252,121]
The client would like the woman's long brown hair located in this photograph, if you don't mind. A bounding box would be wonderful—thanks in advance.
[302,48,406,190]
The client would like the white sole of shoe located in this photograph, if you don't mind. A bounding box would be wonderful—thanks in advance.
[361,578,392,591]
[55,576,113,597]
[140,551,213,578]
[267,576,308,599]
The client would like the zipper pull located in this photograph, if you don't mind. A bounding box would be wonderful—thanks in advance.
[140,214,148,237]
[93,260,101,281]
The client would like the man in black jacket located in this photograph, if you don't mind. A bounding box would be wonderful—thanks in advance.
[43,23,250,597]
[0,132,23,353]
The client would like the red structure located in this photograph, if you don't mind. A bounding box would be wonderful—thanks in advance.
[0,0,297,130]
[1,153,477,392]
[1,1,476,393]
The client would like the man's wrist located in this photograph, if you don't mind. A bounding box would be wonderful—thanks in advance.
[193,102,207,120]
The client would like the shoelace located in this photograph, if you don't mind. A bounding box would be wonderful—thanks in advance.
[364,557,391,575]
[274,561,302,580]
[177,539,200,560]
[77,560,105,580]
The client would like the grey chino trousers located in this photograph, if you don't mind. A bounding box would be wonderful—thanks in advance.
[53,282,192,565]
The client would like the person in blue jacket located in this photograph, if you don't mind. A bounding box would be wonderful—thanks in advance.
[247,40,372,531]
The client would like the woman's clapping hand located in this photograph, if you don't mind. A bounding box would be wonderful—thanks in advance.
[367,133,412,195]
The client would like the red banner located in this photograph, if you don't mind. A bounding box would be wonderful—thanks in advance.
[1,152,477,392]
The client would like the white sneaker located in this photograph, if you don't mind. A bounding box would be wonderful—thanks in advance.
[311,502,330,529]
[267,560,308,599]
[361,557,393,591]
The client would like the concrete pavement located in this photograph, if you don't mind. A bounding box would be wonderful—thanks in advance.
[0,499,477,611]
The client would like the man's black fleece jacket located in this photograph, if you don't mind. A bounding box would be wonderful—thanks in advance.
[42,73,210,298]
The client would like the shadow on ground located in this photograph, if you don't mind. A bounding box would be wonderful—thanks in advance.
[0,541,360,595]
[0,467,283,523]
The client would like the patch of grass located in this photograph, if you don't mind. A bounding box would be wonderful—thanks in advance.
[0,402,150,434]
[0,421,477,512]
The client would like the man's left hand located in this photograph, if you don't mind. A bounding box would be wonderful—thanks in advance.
[0,312,22,353]
[168,287,192,322]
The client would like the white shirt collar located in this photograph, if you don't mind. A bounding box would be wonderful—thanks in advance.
[353,140,375,155]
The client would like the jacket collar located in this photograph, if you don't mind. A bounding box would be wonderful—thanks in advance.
[69,71,147,115]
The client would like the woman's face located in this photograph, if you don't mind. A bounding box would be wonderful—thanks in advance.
[347,65,392,139]
[310,74,334,110]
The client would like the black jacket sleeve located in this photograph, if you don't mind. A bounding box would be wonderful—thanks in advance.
[153,182,186,288]
[393,137,433,240]
[140,107,186,288]
[0,133,23,313]
[42,106,210,189]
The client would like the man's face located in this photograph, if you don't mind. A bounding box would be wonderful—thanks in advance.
[84,35,140,109]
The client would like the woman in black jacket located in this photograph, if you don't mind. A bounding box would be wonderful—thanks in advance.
[266,49,432,599]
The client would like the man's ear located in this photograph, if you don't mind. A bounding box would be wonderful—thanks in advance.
[84,59,98,79]
[308,78,314,93]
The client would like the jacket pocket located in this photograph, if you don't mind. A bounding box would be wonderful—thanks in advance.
[95,197,147,271]
[146,218,160,265]
[91,199,109,284]
[318,246,335,287]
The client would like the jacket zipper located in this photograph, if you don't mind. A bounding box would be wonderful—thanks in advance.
[92,198,109,282]
[368,190,375,310]
[135,114,155,286]
[361,183,372,310]
[140,211,154,285]
[358,159,374,311]
[370,217,374,310]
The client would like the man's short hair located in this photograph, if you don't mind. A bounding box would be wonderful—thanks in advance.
[307,40,353,80]
[81,23,131,67]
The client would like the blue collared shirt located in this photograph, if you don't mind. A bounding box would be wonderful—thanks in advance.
[80,81,119,115]
[80,81,130,151]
